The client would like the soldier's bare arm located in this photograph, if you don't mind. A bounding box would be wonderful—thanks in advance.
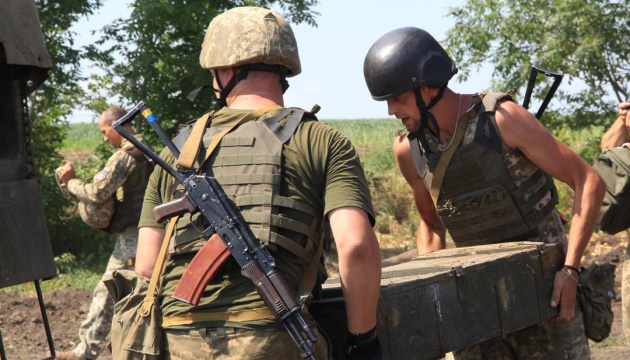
[393,135,446,254]
[601,102,630,151]
[328,206,381,334]
[495,100,606,322]
[136,226,165,278]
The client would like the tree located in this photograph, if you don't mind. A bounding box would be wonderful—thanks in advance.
[32,0,104,173]
[86,0,319,143]
[444,0,630,128]
[32,0,116,264]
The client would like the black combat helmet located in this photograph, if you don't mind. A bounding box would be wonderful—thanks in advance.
[363,27,458,101]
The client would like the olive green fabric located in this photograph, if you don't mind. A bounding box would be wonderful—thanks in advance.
[410,92,561,247]
[578,262,616,342]
[139,106,374,330]
[593,144,630,234]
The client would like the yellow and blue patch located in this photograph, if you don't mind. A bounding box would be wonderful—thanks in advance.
[93,167,111,183]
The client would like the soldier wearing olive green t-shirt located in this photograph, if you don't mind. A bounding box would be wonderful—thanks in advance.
[135,6,383,360]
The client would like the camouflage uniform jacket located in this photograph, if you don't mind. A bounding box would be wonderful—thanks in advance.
[67,134,149,231]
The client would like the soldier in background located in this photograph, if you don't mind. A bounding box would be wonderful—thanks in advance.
[601,101,630,345]
[55,106,154,360]
[134,6,382,359]
[363,27,605,359]
[601,101,630,151]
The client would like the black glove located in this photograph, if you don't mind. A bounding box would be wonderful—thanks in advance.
[346,326,383,360]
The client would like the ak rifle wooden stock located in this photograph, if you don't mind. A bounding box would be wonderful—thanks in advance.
[112,101,319,360]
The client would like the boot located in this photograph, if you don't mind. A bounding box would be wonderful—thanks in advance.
[55,350,81,360]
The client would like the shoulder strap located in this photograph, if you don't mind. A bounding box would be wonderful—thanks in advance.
[176,105,283,171]
[140,215,179,317]
[177,112,214,169]
[262,108,307,144]
[430,94,485,205]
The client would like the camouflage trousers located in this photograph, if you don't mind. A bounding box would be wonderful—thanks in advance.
[162,326,331,360]
[622,241,630,344]
[72,233,138,360]
[453,301,590,360]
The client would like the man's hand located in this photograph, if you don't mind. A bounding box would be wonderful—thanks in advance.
[59,161,76,184]
[549,268,579,322]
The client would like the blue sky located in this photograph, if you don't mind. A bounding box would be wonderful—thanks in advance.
[69,0,493,122]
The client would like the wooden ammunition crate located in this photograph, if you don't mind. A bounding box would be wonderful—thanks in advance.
[310,242,563,360]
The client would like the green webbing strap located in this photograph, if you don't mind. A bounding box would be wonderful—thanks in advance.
[215,173,280,186]
[218,136,255,147]
[268,232,313,263]
[452,223,533,245]
[440,195,512,222]
[212,154,282,167]
[242,212,319,240]
[431,94,484,205]
[298,231,325,296]
[236,194,319,217]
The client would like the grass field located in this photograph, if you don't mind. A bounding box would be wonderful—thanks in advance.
[6,118,606,296]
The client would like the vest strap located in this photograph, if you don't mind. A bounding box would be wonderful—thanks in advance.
[235,194,319,218]
[431,95,484,204]
[177,112,213,169]
[215,173,280,186]
[212,154,282,167]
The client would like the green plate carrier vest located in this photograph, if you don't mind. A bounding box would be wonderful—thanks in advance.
[408,93,559,247]
[168,109,325,268]
[107,146,154,234]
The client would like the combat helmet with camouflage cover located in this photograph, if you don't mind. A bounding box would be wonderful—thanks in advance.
[200,6,301,106]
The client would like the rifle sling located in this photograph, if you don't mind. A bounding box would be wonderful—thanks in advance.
[140,215,180,318]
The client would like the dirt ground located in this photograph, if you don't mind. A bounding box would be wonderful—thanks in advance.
[1,231,629,360]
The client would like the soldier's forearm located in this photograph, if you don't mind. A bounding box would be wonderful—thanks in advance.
[601,116,630,151]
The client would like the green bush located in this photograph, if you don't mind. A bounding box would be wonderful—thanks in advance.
[61,122,102,151]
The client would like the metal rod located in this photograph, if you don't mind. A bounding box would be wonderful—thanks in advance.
[35,280,55,360]
[113,114,185,182]
[0,324,6,360]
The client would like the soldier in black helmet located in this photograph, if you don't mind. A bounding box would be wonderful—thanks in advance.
[364,27,605,359]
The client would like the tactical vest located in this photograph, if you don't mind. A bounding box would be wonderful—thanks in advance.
[409,93,559,247]
[106,146,154,234]
[168,109,325,270]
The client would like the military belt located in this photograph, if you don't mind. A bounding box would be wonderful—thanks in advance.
[161,306,309,327]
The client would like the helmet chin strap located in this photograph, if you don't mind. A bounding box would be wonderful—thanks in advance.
[213,65,290,107]
[213,68,250,107]
[413,85,447,139]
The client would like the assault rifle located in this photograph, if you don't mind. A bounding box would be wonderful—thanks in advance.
[112,101,319,360]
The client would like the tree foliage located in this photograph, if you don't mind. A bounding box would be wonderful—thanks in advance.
[444,0,630,128]
[32,0,104,173]
[86,0,319,143]
[28,0,116,263]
